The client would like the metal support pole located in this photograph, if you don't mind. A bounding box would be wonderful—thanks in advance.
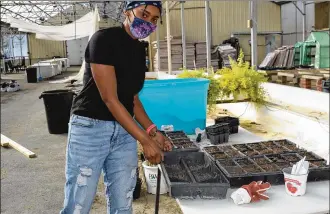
[74,4,77,40]
[250,1,258,68]
[302,2,306,41]
[205,1,211,73]
[181,2,186,69]
[165,1,172,74]
[156,23,160,72]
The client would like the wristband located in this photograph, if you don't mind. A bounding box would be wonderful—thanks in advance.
[146,124,156,135]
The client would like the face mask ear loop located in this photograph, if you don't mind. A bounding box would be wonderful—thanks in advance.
[127,9,136,24]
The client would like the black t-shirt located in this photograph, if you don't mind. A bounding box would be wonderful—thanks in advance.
[71,26,146,121]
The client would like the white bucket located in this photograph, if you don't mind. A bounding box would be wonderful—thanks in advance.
[283,167,309,196]
[142,161,168,195]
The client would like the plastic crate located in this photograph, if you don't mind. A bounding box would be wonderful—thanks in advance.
[161,152,230,199]
[139,78,210,135]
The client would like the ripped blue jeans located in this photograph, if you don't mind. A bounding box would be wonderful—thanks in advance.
[60,114,138,214]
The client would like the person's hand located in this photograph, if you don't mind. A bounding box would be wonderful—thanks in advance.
[152,131,173,152]
[231,181,271,205]
[141,137,164,165]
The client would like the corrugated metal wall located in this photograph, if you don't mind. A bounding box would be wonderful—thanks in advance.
[27,33,66,65]
[315,2,329,30]
[281,2,315,46]
[149,1,281,69]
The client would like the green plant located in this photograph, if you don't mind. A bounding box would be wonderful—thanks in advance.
[216,50,267,106]
[177,69,221,112]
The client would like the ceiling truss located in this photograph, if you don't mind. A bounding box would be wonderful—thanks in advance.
[0,1,126,26]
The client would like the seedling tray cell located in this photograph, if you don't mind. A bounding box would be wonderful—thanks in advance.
[297,151,324,161]
[246,143,267,150]
[241,149,260,157]
[309,160,329,167]
[220,145,235,152]
[235,158,255,166]
[273,139,301,151]
[211,152,229,160]
[274,162,292,169]
[222,166,247,176]
[243,165,264,174]
[259,164,281,172]
[271,146,291,154]
[161,152,230,199]
[203,146,222,154]
[166,131,188,139]
[217,159,237,167]
[164,163,192,183]
[233,144,250,151]
[252,156,272,165]
[256,148,274,155]
[265,154,287,163]
[281,153,303,162]
[170,138,199,152]
[262,141,277,147]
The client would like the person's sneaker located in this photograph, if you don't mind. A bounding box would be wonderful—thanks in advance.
[1,82,9,92]
[7,81,20,92]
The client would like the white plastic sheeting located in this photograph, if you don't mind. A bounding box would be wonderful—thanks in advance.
[46,7,99,84]
[7,10,97,41]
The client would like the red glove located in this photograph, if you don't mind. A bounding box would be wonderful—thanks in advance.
[242,181,271,202]
[231,181,271,205]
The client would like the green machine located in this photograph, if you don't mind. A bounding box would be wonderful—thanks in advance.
[304,31,330,69]
[294,31,330,69]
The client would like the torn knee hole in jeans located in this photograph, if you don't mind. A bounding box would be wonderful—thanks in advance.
[77,167,92,186]
[74,167,92,211]
[131,167,137,179]
[73,204,83,214]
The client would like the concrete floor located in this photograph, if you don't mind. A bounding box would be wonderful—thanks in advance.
[1,69,79,214]
[0,68,182,214]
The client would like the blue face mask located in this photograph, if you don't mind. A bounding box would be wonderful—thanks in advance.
[129,16,157,39]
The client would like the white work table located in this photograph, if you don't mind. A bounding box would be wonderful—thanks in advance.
[177,127,330,214]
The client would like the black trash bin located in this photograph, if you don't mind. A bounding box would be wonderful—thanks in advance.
[26,67,37,83]
[39,89,75,134]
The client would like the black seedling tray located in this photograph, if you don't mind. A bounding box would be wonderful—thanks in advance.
[215,116,239,134]
[162,130,199,152]
[161,152,230,199]
[209,140,330,187]
[215,116,239,126]
[208,132,229,145]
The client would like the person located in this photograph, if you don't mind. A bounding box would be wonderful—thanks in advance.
[60,1,172,214]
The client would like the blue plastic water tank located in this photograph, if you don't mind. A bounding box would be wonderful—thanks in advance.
[139,78,210,134]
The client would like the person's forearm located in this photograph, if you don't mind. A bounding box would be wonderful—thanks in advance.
[133,96,154,130]
[104,99,150,145]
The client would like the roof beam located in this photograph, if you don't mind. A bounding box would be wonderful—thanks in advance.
[1,7,40,25]
[29,1,53,18]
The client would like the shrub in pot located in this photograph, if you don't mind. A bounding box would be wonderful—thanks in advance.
[216,50,268,107]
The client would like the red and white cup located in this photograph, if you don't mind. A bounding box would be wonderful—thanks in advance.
[282,167,309,196]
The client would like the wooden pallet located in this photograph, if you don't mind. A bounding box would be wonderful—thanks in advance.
[276,71,300,86]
